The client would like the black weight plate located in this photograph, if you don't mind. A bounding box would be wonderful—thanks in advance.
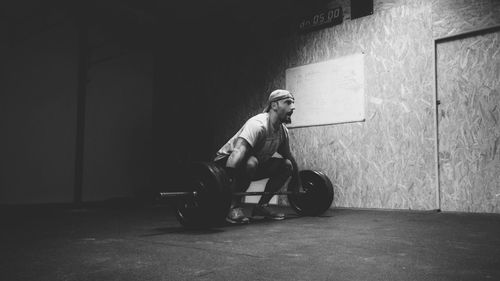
[288,170,334,216]
[175,162,231,227]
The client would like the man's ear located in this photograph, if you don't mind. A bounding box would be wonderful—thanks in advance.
[271,101,278,111]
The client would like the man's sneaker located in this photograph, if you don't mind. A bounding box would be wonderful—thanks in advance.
[226,207,250,224]
[252,204,285,220]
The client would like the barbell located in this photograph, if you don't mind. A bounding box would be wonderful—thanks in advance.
[159,162,334,227]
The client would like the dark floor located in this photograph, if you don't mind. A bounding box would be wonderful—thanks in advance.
[1,204,500,281]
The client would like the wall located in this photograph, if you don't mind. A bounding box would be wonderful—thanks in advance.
[82,19,153,202]
[153,23,218,191]
[432,0,500,38]
[0,2,154,204]
[82,51,153,202]
[206,0,500,210]
[0,10,78,204]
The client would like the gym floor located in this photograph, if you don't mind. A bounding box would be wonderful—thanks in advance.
[1,203,500,281]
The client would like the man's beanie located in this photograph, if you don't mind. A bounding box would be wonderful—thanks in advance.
[264,89,294,112]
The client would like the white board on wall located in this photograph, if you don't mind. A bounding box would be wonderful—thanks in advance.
[285,53,365,128]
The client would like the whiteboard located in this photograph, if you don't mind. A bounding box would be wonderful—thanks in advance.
[285,53,365,128]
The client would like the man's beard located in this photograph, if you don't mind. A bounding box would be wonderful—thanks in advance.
[284,114,292,124]
[279,109,293,124]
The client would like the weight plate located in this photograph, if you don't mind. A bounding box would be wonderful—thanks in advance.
[175,162,231,227]
[288,170,334,216]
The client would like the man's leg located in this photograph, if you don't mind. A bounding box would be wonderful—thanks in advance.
[217,156,259,224]
[231,156,259,206]
[252,158,293,219]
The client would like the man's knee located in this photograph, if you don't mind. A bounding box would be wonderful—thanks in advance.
[245,156,259,176]
[281,159,293,176]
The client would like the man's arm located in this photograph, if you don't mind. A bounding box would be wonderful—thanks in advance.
[277,136,302,191]
[226,137,252,169]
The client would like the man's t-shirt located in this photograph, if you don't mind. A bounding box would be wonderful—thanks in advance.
[215,113,289,163]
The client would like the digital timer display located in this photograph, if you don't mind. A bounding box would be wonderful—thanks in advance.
[298,7,343,32]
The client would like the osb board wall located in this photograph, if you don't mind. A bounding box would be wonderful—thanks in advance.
[432,0,500,38]
[286,1,435,209]
[437,30,500,213]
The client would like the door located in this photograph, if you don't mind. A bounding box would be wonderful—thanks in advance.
[437,29,500,213]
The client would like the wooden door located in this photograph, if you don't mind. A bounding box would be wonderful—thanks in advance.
[437,30,500,213]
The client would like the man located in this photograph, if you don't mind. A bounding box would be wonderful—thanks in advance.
[214,89,301,224]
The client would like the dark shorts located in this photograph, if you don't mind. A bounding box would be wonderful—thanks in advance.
[214,156,292,181]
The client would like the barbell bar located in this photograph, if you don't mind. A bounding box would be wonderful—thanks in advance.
[159,161,334,227]
[159,190,306,198]
[160,191,198,198]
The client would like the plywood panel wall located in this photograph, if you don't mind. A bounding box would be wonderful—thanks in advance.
[287,1,437,210]
[432,0,500,38]
[437,30,500,213]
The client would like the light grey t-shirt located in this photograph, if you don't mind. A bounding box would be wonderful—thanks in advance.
[215,113,289,163]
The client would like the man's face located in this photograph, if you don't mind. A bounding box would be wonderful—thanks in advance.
[275,98,295,124]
